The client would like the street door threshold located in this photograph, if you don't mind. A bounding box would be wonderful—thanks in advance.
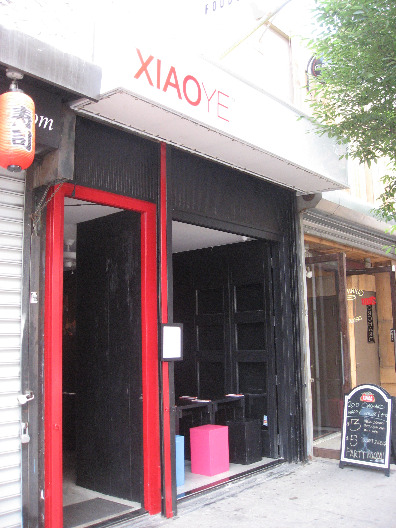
[177,458,285,501]
[63,506,148,528]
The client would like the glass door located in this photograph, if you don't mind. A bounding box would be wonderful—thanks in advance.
[306,254,350,445]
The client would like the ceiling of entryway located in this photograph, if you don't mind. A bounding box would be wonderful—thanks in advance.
[63,198,252,253]
[63,200,392,267]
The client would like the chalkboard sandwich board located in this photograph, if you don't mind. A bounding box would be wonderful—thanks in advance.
[340,384,392,476]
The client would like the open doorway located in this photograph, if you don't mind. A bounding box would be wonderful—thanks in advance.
[171,221,282,498]
[62,199,144,527]
[43,184,161,528]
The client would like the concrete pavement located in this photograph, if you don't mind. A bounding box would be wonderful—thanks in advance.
[132,458,396,528]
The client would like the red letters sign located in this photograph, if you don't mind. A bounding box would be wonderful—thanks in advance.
[134,48,230,123]
[362,296,376,305]
[360,392,375,403]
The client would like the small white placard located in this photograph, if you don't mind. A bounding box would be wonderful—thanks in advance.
[161,324,183,361]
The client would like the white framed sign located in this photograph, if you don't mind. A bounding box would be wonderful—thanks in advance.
[161,323,183,361]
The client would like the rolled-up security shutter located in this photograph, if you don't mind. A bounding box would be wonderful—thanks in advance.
[0,168,25,527]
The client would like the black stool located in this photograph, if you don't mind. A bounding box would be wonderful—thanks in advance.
[226,419,262,464]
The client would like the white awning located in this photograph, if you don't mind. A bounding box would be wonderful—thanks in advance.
[72,49,348,194]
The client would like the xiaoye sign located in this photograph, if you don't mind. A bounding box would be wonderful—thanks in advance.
[340,385,392,476]
[134,48,231,123]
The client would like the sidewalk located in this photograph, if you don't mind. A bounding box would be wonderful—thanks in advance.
[133,458,396,528]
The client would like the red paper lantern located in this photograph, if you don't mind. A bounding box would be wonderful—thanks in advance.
[0,90,35,172]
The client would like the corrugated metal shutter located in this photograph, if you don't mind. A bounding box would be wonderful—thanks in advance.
[303,209,395,257]
[0,168,25,528]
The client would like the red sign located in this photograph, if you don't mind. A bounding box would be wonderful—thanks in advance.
[134,48,230,123]
[362,296,376,305]
[360,392,375,403]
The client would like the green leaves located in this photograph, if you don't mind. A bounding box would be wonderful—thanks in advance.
[307,0,396,168]
[375,172,396,222]
[307,1,396,245]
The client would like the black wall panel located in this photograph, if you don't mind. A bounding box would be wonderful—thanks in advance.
[74,117,159,203]
[272,198,305,462]
[169,147,291,238]
[169,146,304,462]
[173,241,279,458]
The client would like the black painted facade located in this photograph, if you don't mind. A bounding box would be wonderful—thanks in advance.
[24,113,305,527]
[72,117,304,465]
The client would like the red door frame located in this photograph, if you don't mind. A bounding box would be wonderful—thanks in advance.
[44,183,161,527]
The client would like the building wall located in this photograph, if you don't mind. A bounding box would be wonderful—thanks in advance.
[344,157,394,208]
[221,24,293,103]
[0,168,25,527]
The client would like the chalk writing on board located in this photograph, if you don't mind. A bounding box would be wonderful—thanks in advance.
[340,384,392,476]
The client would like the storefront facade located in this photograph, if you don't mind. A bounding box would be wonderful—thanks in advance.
[37,115,306,526]
[301,195,396,458]
[0,22,349,528]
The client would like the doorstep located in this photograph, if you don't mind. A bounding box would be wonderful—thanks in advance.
[178,458,285,504]
[313,447,340,460]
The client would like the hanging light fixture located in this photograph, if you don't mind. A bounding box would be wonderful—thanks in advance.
[0,69,35,172]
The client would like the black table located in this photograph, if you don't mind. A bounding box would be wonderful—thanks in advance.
[175,395,246,459]
[175,399,212,435]
[210,396,245,424]
[176,395,245,429]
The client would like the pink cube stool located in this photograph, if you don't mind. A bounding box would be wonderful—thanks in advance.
[190,424,229,476]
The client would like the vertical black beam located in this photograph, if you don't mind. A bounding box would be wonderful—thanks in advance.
[159,145,178,516]
[273,194,304,463]
[289,197,305,462]
[165,146,178,514]
[271,240,286,460]
[23,182,48,527]
[21,173,47,527]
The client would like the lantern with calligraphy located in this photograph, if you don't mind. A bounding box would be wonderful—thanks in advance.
[0,76,35,172]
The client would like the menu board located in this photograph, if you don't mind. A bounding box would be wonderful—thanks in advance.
[340,384,392,476]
